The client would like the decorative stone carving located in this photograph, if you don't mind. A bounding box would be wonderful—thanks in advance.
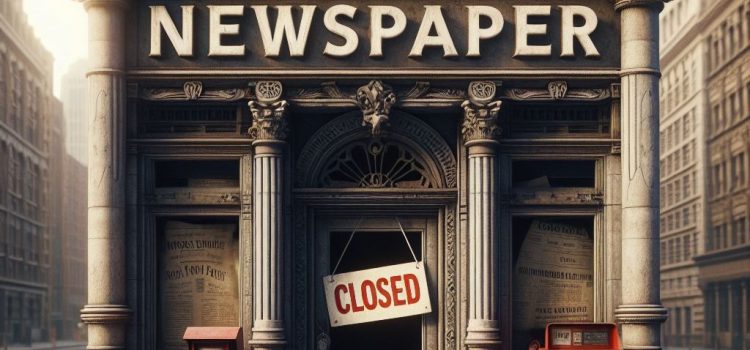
[547,80,568,100]
[296,111,457,188]
[401,81,467,100]
[503,84,610,101]
[356,80,397,137]
[290,81,350,99]
[183,81,203,100]
[140,82,251,101]
[248,81,289,141]
[462,81,503,142]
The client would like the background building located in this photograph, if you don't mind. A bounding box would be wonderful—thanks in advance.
[0,0,88,346]
[660,0,750,349]
[658,0,709,348]
[698,0,750,349]
[0,0,55,344]
[60,59,87,166]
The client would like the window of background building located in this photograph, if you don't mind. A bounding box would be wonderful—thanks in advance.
[683,235,690,260]
[719,286,729,331]
[683,207,690,227]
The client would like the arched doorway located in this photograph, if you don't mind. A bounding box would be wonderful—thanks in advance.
[292,111,458,350]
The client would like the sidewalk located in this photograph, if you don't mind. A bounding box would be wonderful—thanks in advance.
[6,341,86,350]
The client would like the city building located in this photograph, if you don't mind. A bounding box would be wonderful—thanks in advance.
[658,0,709,348]
[60,154,87,341]
[79,1,669,350]
[60,59,88,166]
[0,0,55,344]
[696,0,750,348]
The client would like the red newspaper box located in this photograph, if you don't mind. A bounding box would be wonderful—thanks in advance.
[183,327,243,350]
[534,323,620,350]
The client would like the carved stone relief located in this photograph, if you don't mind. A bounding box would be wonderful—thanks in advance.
[461,81,502,142]
[356,80,397,137]
[296,111,457,188]
[502,80,611,101]
[140,80,252,101]
[247,81,289,141]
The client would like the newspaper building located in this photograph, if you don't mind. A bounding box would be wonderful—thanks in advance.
[79,1,670,349]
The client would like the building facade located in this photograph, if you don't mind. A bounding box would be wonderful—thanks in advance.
[61,59,89,166]
[0,0,55,345]
[80,1,669,350]
[658,0,709,348]
[697,0,750,349]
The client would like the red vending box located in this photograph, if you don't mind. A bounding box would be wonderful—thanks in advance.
[183,327,243,350]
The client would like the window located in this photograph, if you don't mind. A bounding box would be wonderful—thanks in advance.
[683,235,690,260]
[683,207,690,227]
[683,174,691,198]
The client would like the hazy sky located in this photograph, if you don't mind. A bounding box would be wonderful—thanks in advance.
[22,0,88,97]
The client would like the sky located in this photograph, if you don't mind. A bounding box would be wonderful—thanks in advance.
[22,0,88,97]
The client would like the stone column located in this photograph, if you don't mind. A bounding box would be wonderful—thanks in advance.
[79,0,130,349]
[462,81,502,349]
[248,81,288,350]
[614,1,668,349]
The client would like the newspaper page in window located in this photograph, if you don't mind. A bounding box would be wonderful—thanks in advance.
[513,220,594,346]
[159,220,239,350]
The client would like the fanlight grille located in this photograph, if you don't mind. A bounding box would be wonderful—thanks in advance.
[319,139,434,188]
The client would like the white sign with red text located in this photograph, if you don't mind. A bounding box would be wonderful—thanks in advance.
[323,262,431,327]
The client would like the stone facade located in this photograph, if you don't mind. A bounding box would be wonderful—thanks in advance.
[658,0,709,348]
[659,1,750,348]
[0,0,55,345]
[80,1,669,349]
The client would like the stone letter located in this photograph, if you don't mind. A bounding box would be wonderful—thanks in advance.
[369,6,407,57]
[252,5,316,57]
[513,5,552,57]
[207,5,245,56]
[409,6,458,58]
[466,6,504,57]
[323,5,359,57]
[149,5,194,57]
[559,5,600,58]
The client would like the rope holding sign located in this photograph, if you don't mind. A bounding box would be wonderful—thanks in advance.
[329,216,421,281]
[394,216,420,268]
[330,217,364,280]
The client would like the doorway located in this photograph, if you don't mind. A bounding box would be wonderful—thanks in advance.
[315,215,439,350]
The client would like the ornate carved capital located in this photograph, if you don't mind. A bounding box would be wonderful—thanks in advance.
[248,81,289,141]
[356,80,396,137]
[462,81,502,143]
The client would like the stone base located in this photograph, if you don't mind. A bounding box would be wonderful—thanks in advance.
[465,319,502,349]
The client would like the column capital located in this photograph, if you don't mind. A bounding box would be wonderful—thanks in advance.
[356,80,397,137]
[249,81,289,143]
[79,0,129,11]
[461,81,502,146]
[615,0,666,12]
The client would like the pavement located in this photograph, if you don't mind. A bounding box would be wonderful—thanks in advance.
[5,341,86,350]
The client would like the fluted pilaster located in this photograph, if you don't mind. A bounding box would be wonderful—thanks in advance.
[80,0,131,349]
[249,81,288,350]
[614,1,668,349]
[463,81,502,349]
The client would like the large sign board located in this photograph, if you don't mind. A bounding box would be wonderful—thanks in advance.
[130,0,620,71]
[323,262,431,327]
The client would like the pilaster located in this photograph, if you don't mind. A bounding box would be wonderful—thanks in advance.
[462,81,502,349]
[248,81,289,350]
[614,1,668,349]
[80,0,131,349]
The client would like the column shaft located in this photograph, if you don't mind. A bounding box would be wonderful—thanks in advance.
[248,84,288,349]
[615,2,668,349]
[80,1,130,349]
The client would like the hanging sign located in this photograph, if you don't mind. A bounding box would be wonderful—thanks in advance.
[323,262,431,327]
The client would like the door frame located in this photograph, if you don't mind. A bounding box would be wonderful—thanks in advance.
[291,190,457,350]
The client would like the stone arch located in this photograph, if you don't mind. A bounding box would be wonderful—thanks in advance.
[296,111,457,188]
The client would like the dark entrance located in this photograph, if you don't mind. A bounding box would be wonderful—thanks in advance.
[328,230,423,350]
